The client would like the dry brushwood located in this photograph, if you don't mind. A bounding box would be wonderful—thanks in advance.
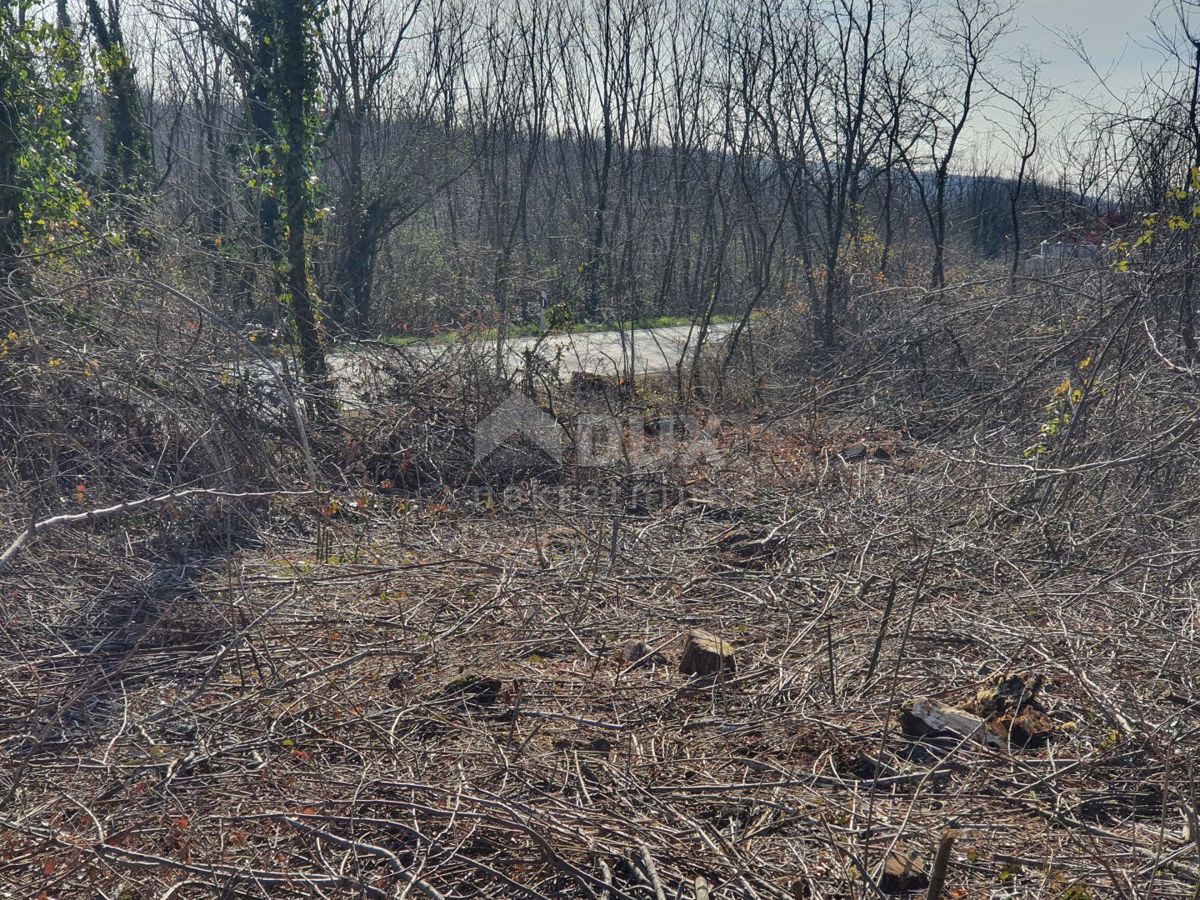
[6,267,1200,899]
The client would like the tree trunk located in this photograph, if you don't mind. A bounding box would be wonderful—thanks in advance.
[330,114,365,331]
[1182,42,1200,355]
[242,0,282,278]
[85,0,152,206]
[0,57,23,307]
[586,119,613,322]
[823,262,839,349]
[277,0,330,410]
[931,169,948,289]
[1008,189,1022,291]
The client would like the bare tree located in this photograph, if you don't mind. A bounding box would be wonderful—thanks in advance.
[899,0,1011,288]
[989,53,1050,288]
[875,0,921,276]
[86,0,155,211]
[808,0,884,345]
[1176,0,1200,351]
[320,0,420,333]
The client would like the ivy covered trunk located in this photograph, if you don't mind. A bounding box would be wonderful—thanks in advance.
[246,0,281,270]
[276,0,330,413]
[85,0,152,211]
[0,26,22,307]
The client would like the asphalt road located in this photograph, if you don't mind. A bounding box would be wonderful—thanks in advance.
[497,322,735,376]
[240,322,738,413]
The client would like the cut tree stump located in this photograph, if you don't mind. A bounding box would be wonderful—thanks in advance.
[715,527,787,568]
[879,845,929,894]
[840,442,869,462]
[994,707,1055,749]
[975,673,1054,748]
[975,672,1043,717]
[679,630,736,677]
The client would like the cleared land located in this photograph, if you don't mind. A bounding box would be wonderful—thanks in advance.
[4,284,1198,897]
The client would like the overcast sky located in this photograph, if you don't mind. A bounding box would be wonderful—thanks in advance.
[961,0,1175,167]
[1019,0,1167,103]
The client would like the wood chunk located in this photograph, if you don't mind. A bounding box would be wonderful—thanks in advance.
[840,442,869,462]
[995,707,1055,749]
[926,831,955,900]
[840,442,902,464]
[1160,688,1196,707]
[903,697,1006,750]
[679,630,736,677]
[879,846,929,894]
[974,673,1054,747]
[623,640,667,669]
[715,527,787,567]
[975,672,1042,717]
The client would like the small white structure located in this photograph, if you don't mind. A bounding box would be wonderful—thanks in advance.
[1028,239,1108,274]
[1039,240,1104,261]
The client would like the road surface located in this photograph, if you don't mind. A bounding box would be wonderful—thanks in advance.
[497,322,735,376]
[241,322,739,412]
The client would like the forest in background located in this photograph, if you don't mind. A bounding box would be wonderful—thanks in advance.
[8,0,1199,353]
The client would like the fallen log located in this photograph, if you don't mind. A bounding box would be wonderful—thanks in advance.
[902,697,1005,750]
